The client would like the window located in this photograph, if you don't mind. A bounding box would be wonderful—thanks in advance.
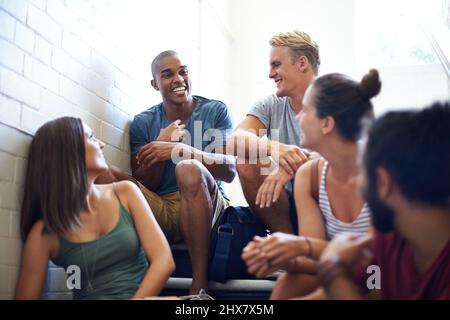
[355,0,444,67]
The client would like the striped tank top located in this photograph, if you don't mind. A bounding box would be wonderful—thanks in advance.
[318,161,371,240]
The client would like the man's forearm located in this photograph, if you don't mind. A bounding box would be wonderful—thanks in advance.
[284,256,318,274]
[228,130,276,159]
[132,162,164,192]
[325,276,364,300]
[188,147,236,182]
[317,258,364,300]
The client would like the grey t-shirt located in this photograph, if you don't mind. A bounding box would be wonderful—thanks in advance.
[247,94,302,195]
[247,94,301,146]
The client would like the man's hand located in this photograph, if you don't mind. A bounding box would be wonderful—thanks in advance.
[271,143,310,175]
[157,120,186,142]
[256,167,293,208]
[320,233,373,268]
[136,141,190,167]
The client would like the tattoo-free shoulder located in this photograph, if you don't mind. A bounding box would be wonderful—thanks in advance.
[27,219,59,258]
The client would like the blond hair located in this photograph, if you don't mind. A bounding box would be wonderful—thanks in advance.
[270,30,320,74]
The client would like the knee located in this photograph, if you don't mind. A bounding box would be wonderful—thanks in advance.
[175,159,206,192]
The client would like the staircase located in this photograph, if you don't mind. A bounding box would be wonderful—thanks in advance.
[161,243,277,300]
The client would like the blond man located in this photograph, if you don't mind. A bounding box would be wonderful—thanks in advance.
[228,30,320,235]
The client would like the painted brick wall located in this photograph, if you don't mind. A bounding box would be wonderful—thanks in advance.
[0,0,158,299]
[0,0,235,300]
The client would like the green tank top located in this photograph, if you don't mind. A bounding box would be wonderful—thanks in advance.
[53,184,149,300]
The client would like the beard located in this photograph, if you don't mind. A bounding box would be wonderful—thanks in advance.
[363,181,396,234]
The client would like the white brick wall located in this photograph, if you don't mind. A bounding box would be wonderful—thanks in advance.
[46,0,78,33]
[0,38,25,73]
[34,36,52,64]
[0,9,15,41]
[1,66,41,109]
[0,0,231,300]
[27,4,62,46]
[62,30,90,65]
[0,152,16,182]
[0,210,11,237]
[14,21,35,54]
[0,0,165,300]
[0,95,21,128]
[24,55,60,93]
[2,0,28,23]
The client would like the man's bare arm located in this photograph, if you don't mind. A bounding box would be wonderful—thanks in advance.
[181,145,236,183]
[227,115,270,158]
[130,120,186,191]
[228,115,308,174]
[131,155,164,192]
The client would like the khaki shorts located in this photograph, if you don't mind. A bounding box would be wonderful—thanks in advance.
[135,181,229,244]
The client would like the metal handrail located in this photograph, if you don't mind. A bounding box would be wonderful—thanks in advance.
[424,25,450,79]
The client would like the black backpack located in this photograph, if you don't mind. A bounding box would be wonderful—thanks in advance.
[208,206,268,282]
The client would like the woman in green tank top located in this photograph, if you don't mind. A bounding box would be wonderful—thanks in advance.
[15,117,175,299]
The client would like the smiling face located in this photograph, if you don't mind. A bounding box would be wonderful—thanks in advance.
[83,123,108,175]
[269,46,303,97]
[151,54,192,106]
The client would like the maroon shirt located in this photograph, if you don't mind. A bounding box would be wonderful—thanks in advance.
[372,232,450,300]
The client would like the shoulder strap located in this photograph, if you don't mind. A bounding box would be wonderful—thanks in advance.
[112,182,123,207]
[310,158,320,202]
[209,223,233,282]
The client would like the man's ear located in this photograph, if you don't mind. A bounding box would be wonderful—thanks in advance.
[151,79,159,91]
[376,167,393,200]
[296,56,309,73]
[321,116,335,135]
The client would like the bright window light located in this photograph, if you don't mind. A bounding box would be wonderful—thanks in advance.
[355,0,444,67]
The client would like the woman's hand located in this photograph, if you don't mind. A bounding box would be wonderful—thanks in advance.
[242,233,306,278]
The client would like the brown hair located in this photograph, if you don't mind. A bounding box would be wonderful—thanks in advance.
[20,117,87,241]
[313,69,382,142]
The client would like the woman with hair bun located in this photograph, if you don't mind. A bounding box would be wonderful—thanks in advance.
[242,70,381,299]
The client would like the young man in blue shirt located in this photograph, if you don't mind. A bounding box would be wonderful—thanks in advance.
[130,50,236,294]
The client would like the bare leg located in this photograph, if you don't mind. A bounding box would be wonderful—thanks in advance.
[237,162,293,233]
[175,159,216,294]
[270,272,318,300]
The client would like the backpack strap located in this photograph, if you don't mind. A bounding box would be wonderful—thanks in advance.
[210,222,233,282]
[310,158,320,202]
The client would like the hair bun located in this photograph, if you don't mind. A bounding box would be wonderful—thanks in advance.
[359,69,381,99]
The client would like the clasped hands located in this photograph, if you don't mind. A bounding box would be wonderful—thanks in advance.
[242,232,373,279]
[241,232,306,278]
